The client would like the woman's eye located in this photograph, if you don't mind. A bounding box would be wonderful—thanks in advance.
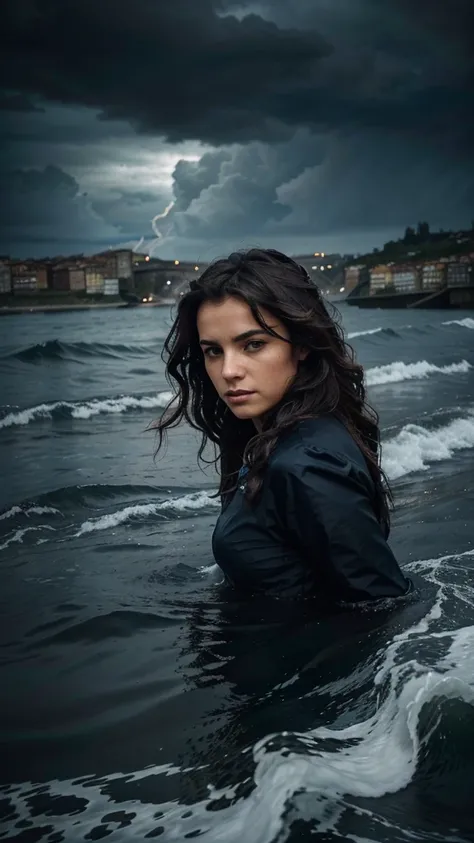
[204,341,264,357]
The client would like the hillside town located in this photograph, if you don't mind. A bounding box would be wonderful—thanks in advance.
[0,250,208,311]
[1,224,473,312]
[0,248,349,312]
[343,224,474,308]
[345,254,473,305]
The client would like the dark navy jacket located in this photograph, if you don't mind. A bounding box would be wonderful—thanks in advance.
[212,416,410,601]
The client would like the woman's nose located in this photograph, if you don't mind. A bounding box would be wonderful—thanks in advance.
[221,352,244,380]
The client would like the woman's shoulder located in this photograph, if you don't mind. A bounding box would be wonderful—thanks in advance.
[270,415,370,478]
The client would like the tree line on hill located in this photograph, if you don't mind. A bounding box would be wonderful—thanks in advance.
[355,220,474,267]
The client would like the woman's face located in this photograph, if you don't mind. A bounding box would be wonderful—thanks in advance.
[197,296,307,425]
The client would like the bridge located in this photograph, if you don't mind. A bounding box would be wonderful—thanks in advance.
[168,259,344,301]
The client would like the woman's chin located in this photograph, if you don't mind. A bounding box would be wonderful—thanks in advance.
[229,406,257,420]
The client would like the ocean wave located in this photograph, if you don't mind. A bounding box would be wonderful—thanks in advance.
[2,357,470,430]
[442,317,474,330]
[0,504,61,521]
[2,338,158,363]
[71,412,474,533]
[1,546,473,842]
[0,391,173,429]
[348,319,474,340]
[383,412,474,480]
[366,359,471,386]
[0,484,187,520]
[347,327,401,339]
[0,524,56,551]
[6,410,472,543]
[3,320,472,368]
[75,490,220,536]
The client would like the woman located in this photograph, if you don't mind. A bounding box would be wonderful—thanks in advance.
[154,248,410,603]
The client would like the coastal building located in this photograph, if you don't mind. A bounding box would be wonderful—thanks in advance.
[10,262,50,294]
[85,267,105,295]
[344,265,369,292]
[51,267,86,292]
[0,258,12,294]
[103,278,119,296]
[392,264,420,294]
[94,249,135,280]
[447,260,473,288]
[68,268,86,291]
[421,263,446,291]
[369,265,393,295]
[12,274,38,294]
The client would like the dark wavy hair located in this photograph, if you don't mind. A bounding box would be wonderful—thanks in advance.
[153,248,392,533]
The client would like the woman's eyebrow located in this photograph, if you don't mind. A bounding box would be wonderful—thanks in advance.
[199,328,271,347]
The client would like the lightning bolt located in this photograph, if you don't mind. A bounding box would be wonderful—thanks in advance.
[151,200,175,237]
[109,201,175,257]
[148,200,175,256]
[132,236,145,253]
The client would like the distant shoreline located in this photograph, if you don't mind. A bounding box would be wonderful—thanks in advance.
[0,300,175,316]
[1,294,344,316]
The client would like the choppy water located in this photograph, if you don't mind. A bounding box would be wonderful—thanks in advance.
[1,305,474,842]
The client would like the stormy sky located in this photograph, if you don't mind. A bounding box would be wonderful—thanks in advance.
[1,0,473,260]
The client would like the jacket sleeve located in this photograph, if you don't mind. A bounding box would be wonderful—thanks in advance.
[271,447,409,602]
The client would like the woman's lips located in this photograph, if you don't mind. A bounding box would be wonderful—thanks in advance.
[226,391,255,404]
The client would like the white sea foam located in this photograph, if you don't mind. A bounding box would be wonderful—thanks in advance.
[70,412,474,535]
[366,359,471,386]
[382,412,474,480]
[76,490,220,536]
[0,525,55,551]
[71,392,173,420]
[347,325,416,340]
[0,391,174,429]
[443,317,474,330]
[0,506,22,521]
[347,327,385,339]
[1,358,469,431]
[2,548,473,843]
[0,505,61,521]
[199,562,221,576]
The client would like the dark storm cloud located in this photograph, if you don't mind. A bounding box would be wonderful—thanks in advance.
[272,130,474,236]
[156,0,473,245]
[171,130,325,237]
[1,0,331,145]
[0,164,119,253]
[1,0,473,258]
[0,91,44,112]
[390,0,473,44]
[92,188,170,239]
[2,0,472,148]
[166,125,473,247]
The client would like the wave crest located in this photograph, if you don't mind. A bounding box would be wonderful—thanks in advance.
[366,359,471,386]
[2,338,157,363]
[442,317,474,330]
[0,391,173,429]
[75,490,220,536]
[383,412,474,480]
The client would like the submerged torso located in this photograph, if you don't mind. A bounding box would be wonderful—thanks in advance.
[213,463,316,598]
[212,415,410,601]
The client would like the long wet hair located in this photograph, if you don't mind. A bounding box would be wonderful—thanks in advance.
[153,248,392,533]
